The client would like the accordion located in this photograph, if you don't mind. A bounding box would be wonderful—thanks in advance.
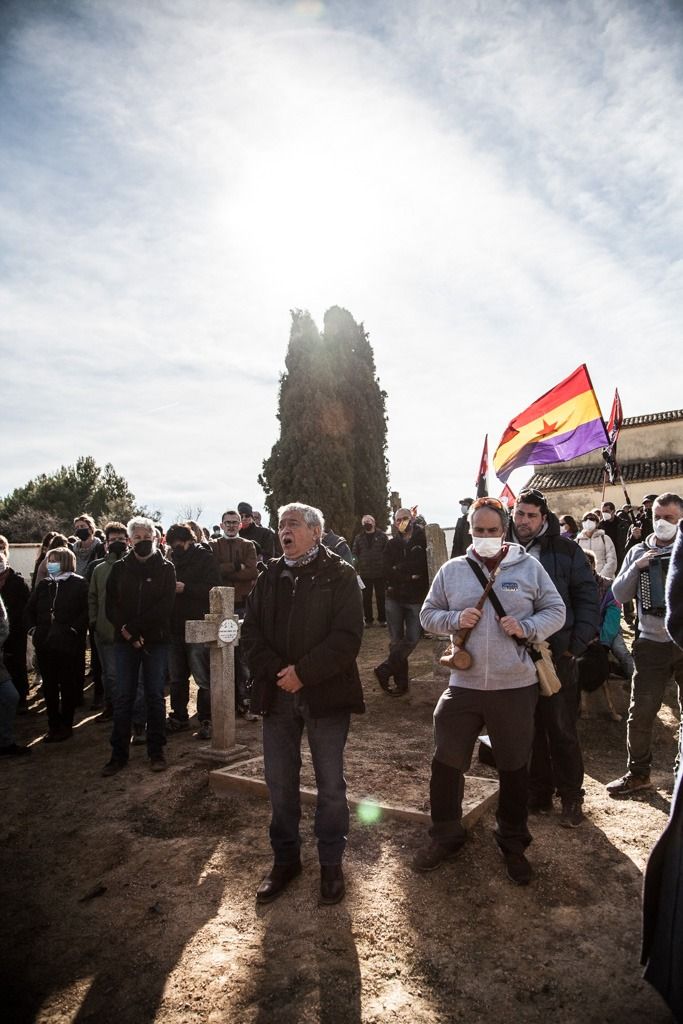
[637,554,670,617]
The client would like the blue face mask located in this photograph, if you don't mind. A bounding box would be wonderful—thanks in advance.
[46,562,61,576]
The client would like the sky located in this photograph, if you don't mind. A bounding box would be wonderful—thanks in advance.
[2,0,682,530]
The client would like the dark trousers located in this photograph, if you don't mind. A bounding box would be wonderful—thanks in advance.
[627,638,683,778]
[529,656,584,802]
[361,577,386,623]
[3,636,29,701]
[37,648,81,732]
[111,643,168,761]
[262,689,350,865]
[429,684,537,854]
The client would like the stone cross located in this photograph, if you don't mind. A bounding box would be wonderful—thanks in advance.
[185,586,247,763]
[424,523,451,681]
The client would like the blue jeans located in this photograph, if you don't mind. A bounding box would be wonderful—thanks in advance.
[168,640,211,721]
[111,644,169,762]
[98,640,146,724]
[0,677,19,747]
[262,689,351,865]
[384,598,421,672]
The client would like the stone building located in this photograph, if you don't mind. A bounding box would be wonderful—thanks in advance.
[525,408,683,519]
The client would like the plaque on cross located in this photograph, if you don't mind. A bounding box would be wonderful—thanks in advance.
[185,586,248,763]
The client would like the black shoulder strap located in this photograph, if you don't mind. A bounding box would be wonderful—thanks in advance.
[465,557,508,619]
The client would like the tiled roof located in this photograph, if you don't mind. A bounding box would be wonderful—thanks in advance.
[623,409,683,427]
[526,459,683,491]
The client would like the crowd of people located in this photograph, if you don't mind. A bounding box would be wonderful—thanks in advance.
[0,490,681,916]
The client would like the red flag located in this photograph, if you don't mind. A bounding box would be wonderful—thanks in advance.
[602,388,623,483]
[476,435,489,497]
[499,483,516,508]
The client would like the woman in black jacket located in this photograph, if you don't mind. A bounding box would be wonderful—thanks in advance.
[26,547,89,742]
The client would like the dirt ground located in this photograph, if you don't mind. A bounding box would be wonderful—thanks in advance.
[1,627,678,1024]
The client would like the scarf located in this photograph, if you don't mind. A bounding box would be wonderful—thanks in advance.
[284,543,320,568]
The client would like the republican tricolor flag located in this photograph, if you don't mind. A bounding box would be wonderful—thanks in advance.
[493,365,608,483]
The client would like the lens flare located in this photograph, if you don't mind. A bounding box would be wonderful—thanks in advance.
[356,801,382,825]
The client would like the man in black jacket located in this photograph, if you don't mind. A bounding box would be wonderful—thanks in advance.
[450,497,474,559]
[102,517,176,776]
[508,488,599,827]
[237,501,280,559]
[165,523,221,738]
[374,508,429,696]
[241,502,364,906]
[351,515,388,626]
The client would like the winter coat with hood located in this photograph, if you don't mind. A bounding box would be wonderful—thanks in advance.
[241,545,364,718]
[421,544,566,691]
[507,511,599,659]
[577,527,617,579]
[25,574,89,650]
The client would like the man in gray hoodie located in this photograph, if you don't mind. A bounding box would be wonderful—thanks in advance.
[413,497,565,885]
[606,492,683,796]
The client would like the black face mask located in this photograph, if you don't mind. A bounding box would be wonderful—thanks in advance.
[75,528,91,541]
[172,545,188,561]
[108,541,127,558]
[133,539,154,558]
[363,524,373,532]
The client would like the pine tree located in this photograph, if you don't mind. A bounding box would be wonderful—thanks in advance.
[259,307,389,543]
[0,456,151,541]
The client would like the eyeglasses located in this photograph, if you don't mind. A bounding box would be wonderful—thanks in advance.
[222,520,240,526]
[471,497,504,511]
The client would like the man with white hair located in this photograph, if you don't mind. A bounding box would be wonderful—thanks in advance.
[241,502,364,906]
[102,517,176,776]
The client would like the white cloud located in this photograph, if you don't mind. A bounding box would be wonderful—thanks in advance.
[1,0,682,526]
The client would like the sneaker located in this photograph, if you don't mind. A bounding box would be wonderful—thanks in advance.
[196,720,212,740]
[412,839,465,872]
[499,848,533,885]
[150,754,167,772]
[606,772,652,798]
[102,758,127,777]
[166,714,189,733]
[559,800,585,828]
[131,724,147,745]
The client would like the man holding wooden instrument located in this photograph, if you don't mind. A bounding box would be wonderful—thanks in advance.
[413,497,566,885]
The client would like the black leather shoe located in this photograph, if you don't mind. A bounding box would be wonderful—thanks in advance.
[498,847,533,885]
[320,864,345,905]
[256,862,302,904]
[373,663,392,693]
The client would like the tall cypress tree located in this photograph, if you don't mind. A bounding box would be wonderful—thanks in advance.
[259,307,389,541]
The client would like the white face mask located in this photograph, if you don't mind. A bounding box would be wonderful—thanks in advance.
[654,518,678,542]
[601,512,612,521]
[582,519,597,533]
[472,536,504,558]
